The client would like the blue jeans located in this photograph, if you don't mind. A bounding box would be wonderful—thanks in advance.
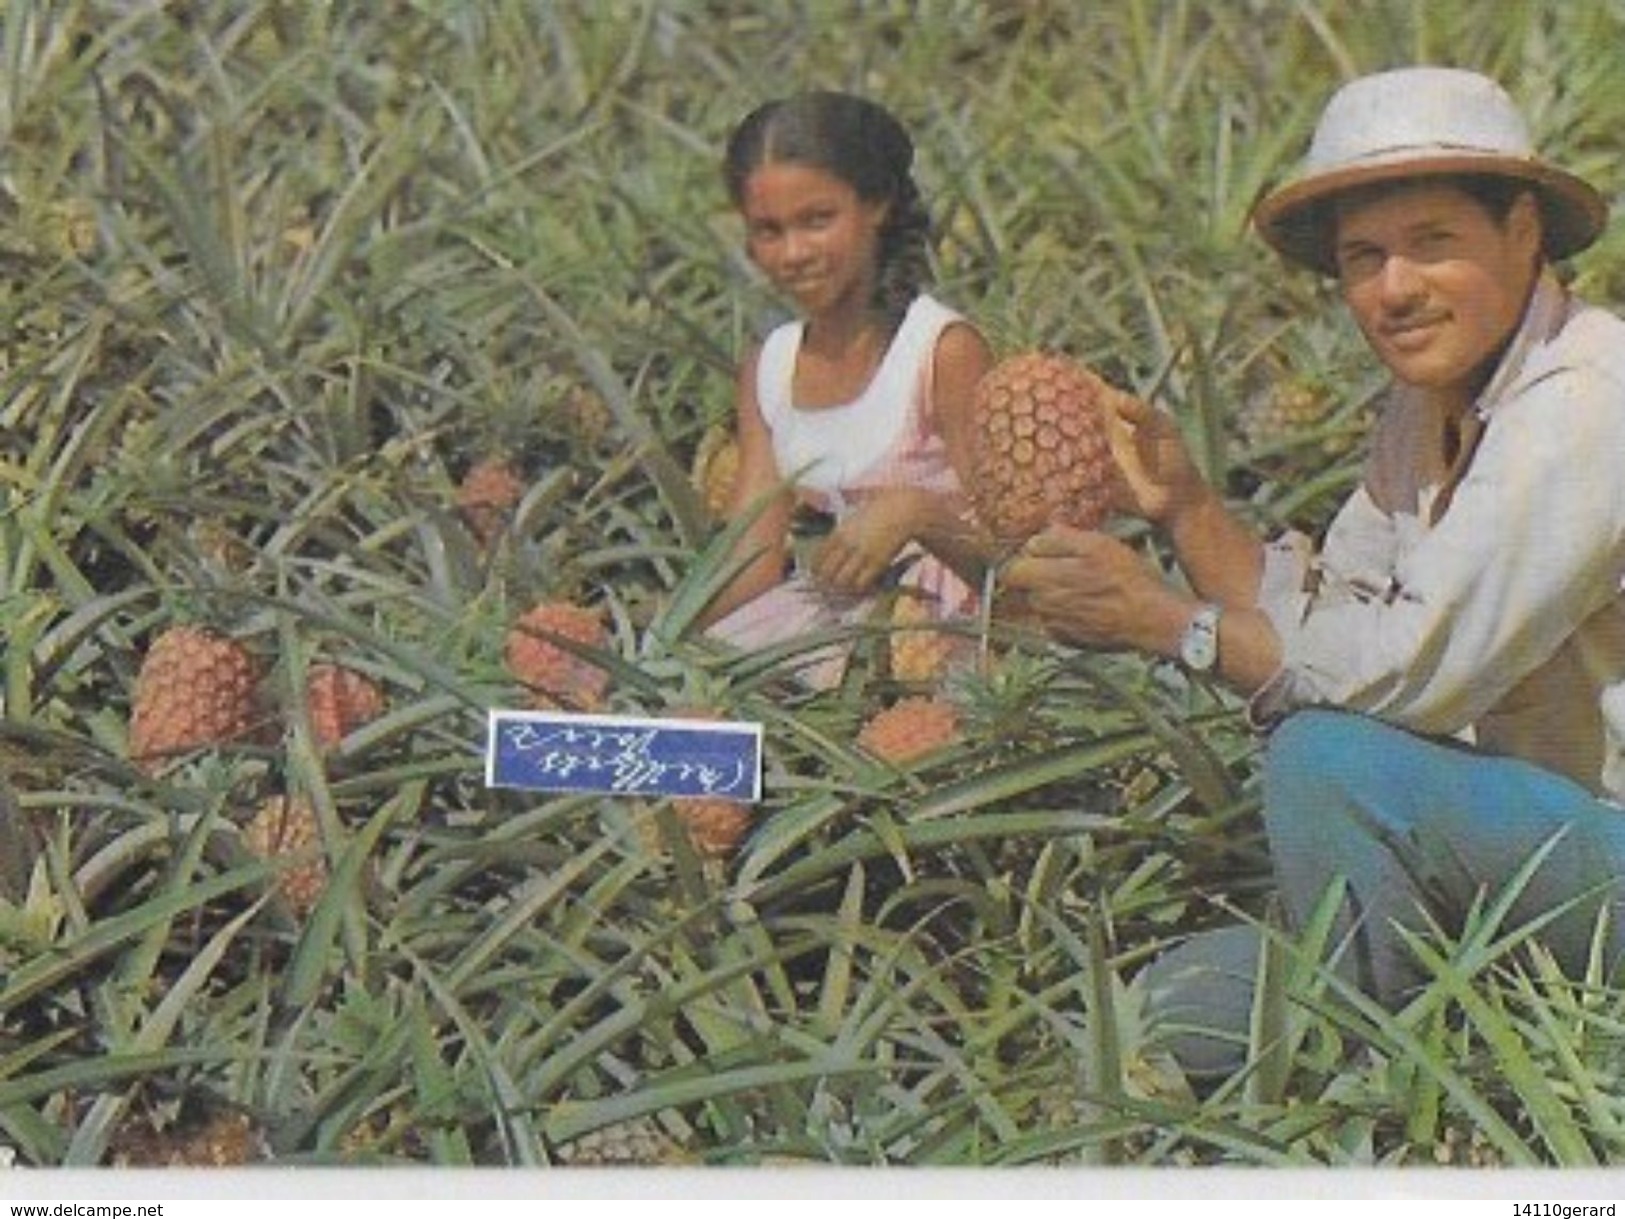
[1263,708,1625,1001]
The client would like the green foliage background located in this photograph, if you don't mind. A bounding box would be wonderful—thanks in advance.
[4,0,1625,1170]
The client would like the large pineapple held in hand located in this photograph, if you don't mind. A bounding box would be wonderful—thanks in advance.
[129,626,266,772]
[970,351,1119,544]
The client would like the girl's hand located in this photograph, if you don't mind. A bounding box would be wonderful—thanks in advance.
[1105,388,1209,527]
[1000,523,1187,653]
[810,488,927,596]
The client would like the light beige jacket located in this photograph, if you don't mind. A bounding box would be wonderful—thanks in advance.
[1253,275,1625,801]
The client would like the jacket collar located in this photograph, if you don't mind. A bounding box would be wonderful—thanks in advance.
[1472,269,1573,422]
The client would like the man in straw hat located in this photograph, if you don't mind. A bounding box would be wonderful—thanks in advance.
[1006,66,1625,1042]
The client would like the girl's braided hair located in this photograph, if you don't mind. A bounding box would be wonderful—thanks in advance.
[724,90,931,327]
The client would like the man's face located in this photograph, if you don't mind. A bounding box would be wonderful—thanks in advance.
[1331,179,1541,405]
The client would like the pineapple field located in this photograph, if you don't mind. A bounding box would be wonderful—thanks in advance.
[6,0,1625,1172]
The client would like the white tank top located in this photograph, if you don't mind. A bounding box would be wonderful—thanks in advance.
[755,294,965,514]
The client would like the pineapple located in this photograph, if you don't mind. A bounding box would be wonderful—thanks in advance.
[338,1102,427,1161]
[187,516,256,575]
[153,1110,260,1167]
[691,424,740,519]
[305,663,386,751]
[1237,375,1334,453]
[504,600,612,711]
[111,1109,262,1167]
[1431,1122,1505,1167]
[243,795,327,916]
[857,696,961,766]
[128,626,265,773]
[562,385,615,452]
[662,706,752,858]
[556,1117,683,1166]
[887,590,962,685]
[969,351,1119,543]
[41,197,98,260]
[455,455,525,548]
[671,796,752,859]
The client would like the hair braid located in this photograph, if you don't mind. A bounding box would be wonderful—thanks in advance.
[873,170,931,325]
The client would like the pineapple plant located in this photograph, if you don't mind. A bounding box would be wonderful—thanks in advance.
[128,626,267,773]
[305,662,386,751]
[857,696,962,766]
[242,795,327,916]
[504,600,613,712]
[455,455,526,548]
[969,351,1120,544]
[690,423,740,519]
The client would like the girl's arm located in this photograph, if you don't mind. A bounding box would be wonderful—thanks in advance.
[919,321,1003,580]
[695,346,795,628]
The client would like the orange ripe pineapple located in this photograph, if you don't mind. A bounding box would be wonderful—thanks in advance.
[691,425,741,519]
[659,706,753,858]
[504,600,612,711]
[306,663,386,751]
[673,797,752,859]
[129,626,265,772]
[857,696,961,766]
[970,351,1118,543]
[455,456,525,547]
[243,795,327,916]
[888,593,960,685]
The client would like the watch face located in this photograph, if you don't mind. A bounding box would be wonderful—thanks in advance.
[1180,607,1219,671]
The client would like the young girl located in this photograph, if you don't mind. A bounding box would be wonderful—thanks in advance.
[701,91,994,689]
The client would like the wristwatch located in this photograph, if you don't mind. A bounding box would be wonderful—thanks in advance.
[1178,603,1221,673]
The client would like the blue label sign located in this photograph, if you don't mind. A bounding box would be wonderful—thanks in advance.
[486,710,762,801]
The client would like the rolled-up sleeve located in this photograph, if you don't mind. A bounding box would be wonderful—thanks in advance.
[1250,487,1398,724]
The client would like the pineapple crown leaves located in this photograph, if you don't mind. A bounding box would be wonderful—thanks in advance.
[942,644,1063,746]
[0,854,64,961]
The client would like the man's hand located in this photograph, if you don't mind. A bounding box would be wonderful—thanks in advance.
[1001,523,1189,654]
[1105,389,1209,527]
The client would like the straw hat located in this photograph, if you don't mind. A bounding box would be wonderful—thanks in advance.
[1253,66,1608,276]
